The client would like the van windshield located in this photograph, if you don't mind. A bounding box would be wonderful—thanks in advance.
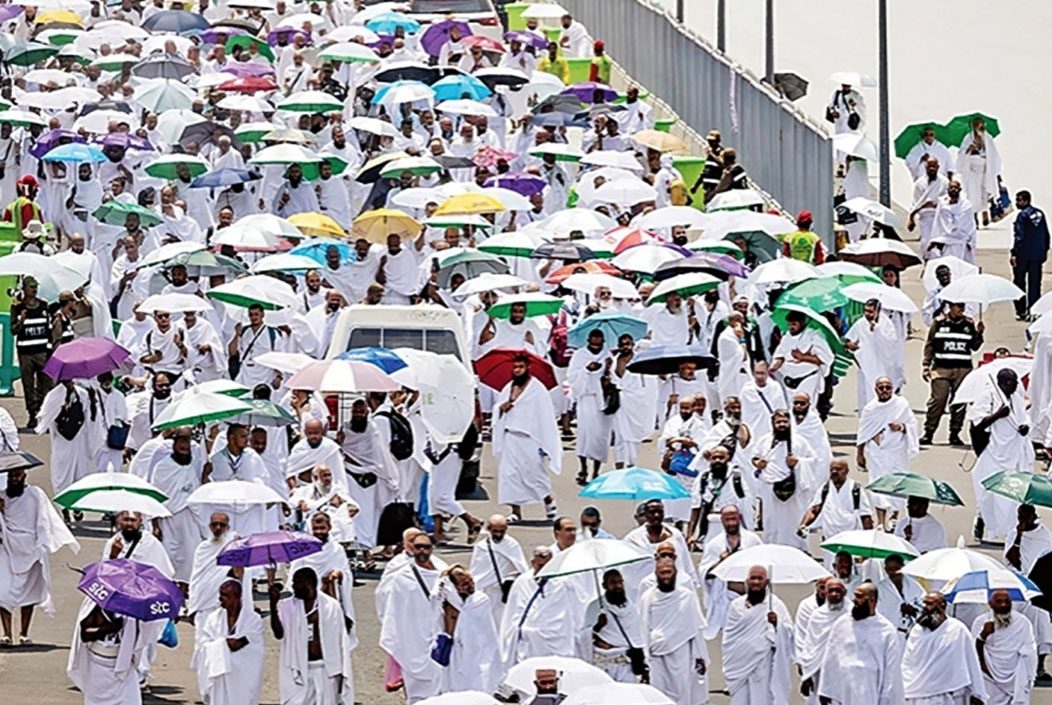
[347,328,461,360]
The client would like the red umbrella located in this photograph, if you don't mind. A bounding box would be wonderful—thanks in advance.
[462,35,506,53]
[474,347,557,390]
[545,260,623,285]
[218,76,279,94]
[610,227,661,254]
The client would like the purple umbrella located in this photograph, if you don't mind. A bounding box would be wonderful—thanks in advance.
[485,172,546,197]
[199,27,247,44]
[366,33,396,50]
[267,28,312,47]
[503,30,547,51]
[562,81,618,104]
[94,132,155,151]
[420,19,472,57]
[217,530,323,567]
[78,559,183,622]
[221,61,275,78]
[0,4,23,23]
[44,338,131,381]
[652,252,751,281]
[29,129,84,159]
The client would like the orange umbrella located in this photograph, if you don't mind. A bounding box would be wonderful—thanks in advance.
[545,260,623,285]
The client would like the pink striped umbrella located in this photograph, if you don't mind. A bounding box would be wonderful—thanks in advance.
[285,359,400,393]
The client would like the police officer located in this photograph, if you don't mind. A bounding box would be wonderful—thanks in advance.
[1011,189,1050,321]
[10,277,52,429]
[920,300,984,446]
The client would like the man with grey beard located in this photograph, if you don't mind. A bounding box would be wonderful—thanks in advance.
[902,593,987,705]
[972,589,1037,705]
[796,578,847,704]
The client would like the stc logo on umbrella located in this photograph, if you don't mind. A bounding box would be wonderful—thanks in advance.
[86,582,109,601]
[150,601,173,617]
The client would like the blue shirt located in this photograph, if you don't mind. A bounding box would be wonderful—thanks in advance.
[1013,205,1050,262]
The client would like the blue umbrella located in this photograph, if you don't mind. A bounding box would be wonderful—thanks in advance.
[290,238,354,265]
[371,79,432,105]
[943,569,1042,604]
[191,167,261,188]
[432,74,492,102]
[337,346,407,374]
[41,143,107,164]
[626,344,717,375]
[142,9,210,34]
[567,310,649,349]
[365,11,421,34]
[579,466,690,501]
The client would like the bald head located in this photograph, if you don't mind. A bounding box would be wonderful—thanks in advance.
[487,514,508,541]
[304,419,325,447]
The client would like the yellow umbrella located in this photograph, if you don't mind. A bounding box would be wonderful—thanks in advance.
[352,209,421,244]
[632,129,688,154]
[36,9,85,27]
[433,193,506,216]
[288,212,345,237]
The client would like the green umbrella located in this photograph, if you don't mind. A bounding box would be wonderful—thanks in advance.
[235,122,274,144]
[488,292,563,320]
[690,240,744,261]
[233,399,296,427]
[982,472,1052,508]
[144,155,209,181]
[164,250,247,277]
[317,42,380,64]
[893,122,952,159]
[866,472,964,506]
[278,90,344,114]
[226,34,274,62]
[771,303,842,349]
[300,153,350,181]
[4,41,58,67]
[777,277,848,313]
[478,231,538,258]
[152,391,253,431]
[93,201,163,227]
[820,529,919,561]
[943,112,1000,147]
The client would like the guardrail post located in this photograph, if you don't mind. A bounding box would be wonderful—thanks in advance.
[764,0,774,83]
[878,0,891,207]
[716,0,726,52]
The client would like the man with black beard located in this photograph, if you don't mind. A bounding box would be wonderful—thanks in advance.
[751,409,816,548]
[698,505,763,639]
[272,163,319,217]
[687,438,753,545]
[0,469,78,645]
[817,582,903,705]
[146,429,206,591]
[125,372,174,454]
[902,592,987,705]
[796,577,847,704]
[338,399,399,556]
[590,569,646,682]
[972,589,1038,705]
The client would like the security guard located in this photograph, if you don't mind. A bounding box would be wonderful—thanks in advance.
[920,301,984,445]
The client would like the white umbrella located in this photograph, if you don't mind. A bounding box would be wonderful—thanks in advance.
[539,209,617,237]
[212,224,282,251]
[207,275,299,310]
[527,71,566,101]
[253,351,317,374]
[217,94,273,113]
[635,205,710,231]
[504,657,611,697]
[563,683,673,705]
[747,258,820,286]
[236,213,302,240]
[286,359,400,393]
[936,273,1024,308]
[0,109,48,128]
[842,197,900,227]
[902,536,1005,582]
[952,357,1033,406]
[581,150,645,172]
[136,241,207,269]
[593,180,657,205]
[820,529,920,560]
[187,480,289,506]
[71,489,171,518]
[575,168,640,205]
[479,187,532,212]
[611,244,682,275]
[537,539,650,579]
[326,25,381,44]
[528,141,584,161]
[23,68,75,85]
[841,282,918,313]
[711,544,831,583]
[278,11,332,30]
[830,71,877,87]
[561,273,638,300]
[477,230,543,258]
[417,693,498,705]
[150,391,253,431]
[133,79,196,113]
[1029,290,1052,318]
[390,348,475,444]
[706,189,766,212]
[380,156,442,179]
[138,293,213,314]
[701,211,796,240]
[521,3,567,18]
[348,116,398,137]
[377,82,435,107]
[251,253,322,274]
[0,252,85,299]
[156,109,206,145]
[277,90,344,114]
[832,133,879,162]
[193,379,251,397]
[140,35,194,56]
[53,471,167,508]
[391,187,442,211]
[815,261,881,282]
[436,99,499,118]
[72,108,133,134]
[249,143,322,166]
[451,272,527,298]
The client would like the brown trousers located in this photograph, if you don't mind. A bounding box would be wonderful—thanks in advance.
[923,367,971,437]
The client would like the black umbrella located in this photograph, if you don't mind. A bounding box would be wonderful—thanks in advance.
[355,151,410,184]
[476,69,529,89]
[653,257,731,282]
[79,100,133,116]
[1028,552,1052,614]
[131,54,197,80]
[179,121,240,150]
[626,344,718,375]
[374,62,440,84]
[0,451,44,473]
[435,155,475,170]
[536,93,583,115]
[531,242,597,262]
[142,9,210,34]
[773,72,809,101]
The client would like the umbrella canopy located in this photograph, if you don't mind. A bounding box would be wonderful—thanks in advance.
[706,189,767,212]
[432,73,491,102]
[337,346,408,374]
[380,156,443,180]
[451,271,527,298]
[653,252,750,281]
[142,9,210,33]
[54,471,167,509]
[252,351,317,375]
[637,205,710,231]
[478,231,540,258]
[527,141,583,163]
[93,201,163,227]
[278,90,344,114]
[562,683,673,705]
[777,276,849,313]
[389,348,476,444]
[944,568,1041,604]
[839,238,922,270]
[770,304,843,351]
[317,42,381,64]
[78,559,183,622]
[0,252,85,300]
[712,544,830,583]
[815,261,882,284]
[143,153,209,181]
[982,472,1052,508]
[830,70,877,87]
[504,657,612,697]
[43,338,130,381]
[474,347,557,391]
[894,122,952,159]
[593,179,658,206]
[484,173,547,198]
[488,292,563,320]
[133,79,196,113]
[568,310,648,349]
[71,489,171,518]
[865,473,964,506]
[290,239,353,265]
[232,399,296,428]
[434,193,506,216]
[831,133,879,162]
[436,249,509,289]
[559,273,637,300]
[579,467,690,501]
[936,273,1024,308]
[631,129,687,153]
[820,529,919,561]
[131,53,196,80]
[951,357,1032,406]
[626,344,716,375]
[419,18,472,56]
[841,282,918,313]
[40,142,106,164]
[748,260,821,289]
[902,536,1004,581]
[217,530,323,567]
[187,480,288,507]
[418,693,498,705]
[151,391,253,431]
[352,209,421,244]
[842,197,900,227]
[943,112,1000,145]
[250,253,322,274]
[207,275,298,310]
[647,272,721,305]
[531,242,598,263]
[0,109,48,129]
[249,143,321,167]
[285,360,400,393]
[611,244,683,275]
[538,539,650,579]
[287,212,345,238]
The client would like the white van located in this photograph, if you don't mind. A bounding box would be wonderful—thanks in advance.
[325,304,470,362]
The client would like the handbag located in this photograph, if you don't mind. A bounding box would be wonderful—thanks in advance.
[106,422,129,451]
[158,619,179,648]
[847,111,861,130]
[782,370,818,390]
[772,470,796,500]
[668,449,697,477]
[609,613,648,677]
[430,632,454,667]
[348,470,378,489]
[601,382,621,415]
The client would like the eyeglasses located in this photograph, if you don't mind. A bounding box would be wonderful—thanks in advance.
[412,543,433,550]
[156,313,170,319]
[209,521,228,528]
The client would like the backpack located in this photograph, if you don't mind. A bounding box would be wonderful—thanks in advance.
[548,310,572,368]
[375,409,414,461]
[55,390,86,441]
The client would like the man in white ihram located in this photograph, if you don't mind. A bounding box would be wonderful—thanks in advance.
[338,399,400,553]
[432,565,502,695]
[698,506,763,639]
[589,568,644,683]
[146,430,206,591]
[721,565,794,705]
[972,589,1037,705]
[856,377,919,531]
[468,514,528,625]
[751,409,816,549]
[287,419,349,493]
[187,512,239,627]
[931,181,978,264]
[192,580,265,705]
[844,300,905,411]
[769,310,834,405]
[568,328,613,483]
[902,592,987,705]
[795,577,847,705]
[739,361,787,441]
[906,127,953,180]
[909,157,950,258]
[638,558,708,705]
[817,582,903,705]
[500,546,577,669]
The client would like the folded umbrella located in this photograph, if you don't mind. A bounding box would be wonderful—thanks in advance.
[217,530,323,567]
[78,559,183,621]
[626,344,716,375]
[579,467,689,501]
[474,347,557,391]
[43,338,130,381]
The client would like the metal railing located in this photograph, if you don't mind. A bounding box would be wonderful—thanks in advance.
[558,0,835,245]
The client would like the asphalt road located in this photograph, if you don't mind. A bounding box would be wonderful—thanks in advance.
[2,223,1051,704]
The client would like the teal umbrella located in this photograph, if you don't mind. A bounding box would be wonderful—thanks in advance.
[982,472,1052,508]
[579,466,690,501]
[777,277,848,313]
[93,201,162,227]
[4,41,58,67]
[866,473,964,506]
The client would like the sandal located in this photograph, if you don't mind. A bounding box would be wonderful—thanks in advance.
[0,636,10,647]
[506,514,520,525]
[575,471,588,487]
[467,523,482,544]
